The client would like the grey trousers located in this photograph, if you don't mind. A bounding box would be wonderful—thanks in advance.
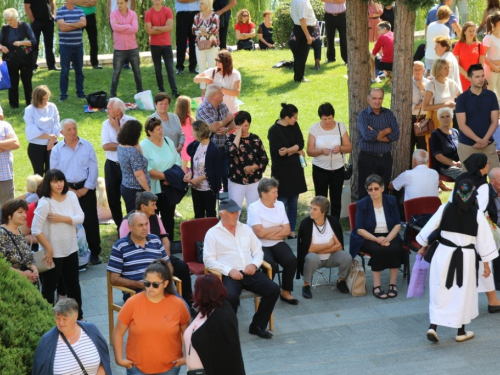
[303,251,352,285]
[0,179,14,207]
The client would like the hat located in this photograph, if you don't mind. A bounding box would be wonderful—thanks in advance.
[218,199,241,213]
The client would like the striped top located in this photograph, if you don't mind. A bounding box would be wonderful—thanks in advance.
[53,330,101,375]
[107,233,169,281]
[55,5,85,46]
[357,106,400,154]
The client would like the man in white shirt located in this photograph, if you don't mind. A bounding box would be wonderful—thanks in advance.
[389,149,439,201]
[101,97,137,229]
[204,199,280,339]
[290,0,317,82]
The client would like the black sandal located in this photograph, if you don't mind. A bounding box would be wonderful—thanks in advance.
[388,284,398,298]
[373,286,388,299]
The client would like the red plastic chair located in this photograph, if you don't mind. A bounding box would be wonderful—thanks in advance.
[180,217,219,275]
[348,203,410,285]
[403,196,442,251]
[427,137,455,183]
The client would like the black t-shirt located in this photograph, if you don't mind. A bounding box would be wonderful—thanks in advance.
[213,0,231,27]
[430,128,459,172]
[380,7,395,31]
[258,22,274,45]
[24,0,53,22]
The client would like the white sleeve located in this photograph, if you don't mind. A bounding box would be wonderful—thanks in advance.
[68,192,85,226]
[248,228,264,268]
[32,198,50,236]
[101,121,111,146]
[203,229,232,276]
[247,202,262,227]
[476,211,499,263]
[391,171,408,192]
[477,183,489,213]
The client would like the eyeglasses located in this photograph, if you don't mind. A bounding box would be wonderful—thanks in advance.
[367,187,381,192]
[143,280,164,288]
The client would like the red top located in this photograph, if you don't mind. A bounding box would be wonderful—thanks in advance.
[145,6,173,46]
[26,201,36,228]
[372,31,394,63]
[453,41,485,90]
[235,21,256,33]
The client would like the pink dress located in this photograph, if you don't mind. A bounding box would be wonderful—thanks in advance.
[181,117,195,161]
[368,2,383,42]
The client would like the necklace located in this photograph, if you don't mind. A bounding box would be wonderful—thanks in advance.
[63,326,81,343]
[313,220,326,234]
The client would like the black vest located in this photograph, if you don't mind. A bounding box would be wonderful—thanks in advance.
[440,202,478,237]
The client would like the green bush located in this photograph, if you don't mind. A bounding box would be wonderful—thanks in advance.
[273,0,325,49]
[0,255,54,375]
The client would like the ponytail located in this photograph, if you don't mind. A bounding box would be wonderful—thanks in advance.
[144,259,176,295]
[487,11,500,34]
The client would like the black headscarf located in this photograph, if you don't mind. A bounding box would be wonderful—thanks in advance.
[453,179,478,214]
[454,153,488,191]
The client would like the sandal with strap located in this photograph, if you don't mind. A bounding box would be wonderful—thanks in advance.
[388,284,398,298]
[373,286,388,299]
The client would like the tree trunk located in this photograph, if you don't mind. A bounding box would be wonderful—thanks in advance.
[347,0,370,201]
[452,0,469,24]
[391,1,416,180]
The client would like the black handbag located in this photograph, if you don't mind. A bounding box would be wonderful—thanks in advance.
[238,39,254,50]
[86,91,108,108]
[196,241,204,263]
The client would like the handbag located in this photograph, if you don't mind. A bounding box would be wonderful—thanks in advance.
[187,370,206,375]
[238,39,254,50]
[345,259,366,296]
[197,39,212,51]
[86,90,108,109]
[0,60,11,90]
[196,241,204,263]
[338,122,352,180]
[406,255,429,298]
[59,331,89,375]
[413,107,435,136]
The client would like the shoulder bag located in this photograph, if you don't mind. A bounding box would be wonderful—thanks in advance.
[345,259,366,296]
[59,330,89,375]
[0,60,11,90]
[32,199,56,273]
[413,81,435,137]
[337,122,352,180]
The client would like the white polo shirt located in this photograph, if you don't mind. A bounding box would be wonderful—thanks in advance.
[392,164,439,201]
[291,0,317,26]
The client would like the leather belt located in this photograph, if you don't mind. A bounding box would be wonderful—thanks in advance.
[68,180,86,190]
[326,10,346,16]
[361,151,388,158]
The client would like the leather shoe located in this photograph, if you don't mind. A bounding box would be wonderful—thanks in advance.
[176,69,184,75]
[249,324,273,339]
[336,279,349,294]
[302,285,312,299]
[190,68,200,74]
[90,256,102,265]
[488,304,500,313]
[279,294,299,305]
[48,66,61,71]
[92,65,103,69]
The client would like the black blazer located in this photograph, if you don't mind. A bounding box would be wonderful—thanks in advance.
[187,140,222,195]
[0,23,36,63]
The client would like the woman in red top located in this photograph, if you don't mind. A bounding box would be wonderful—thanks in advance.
[234,9,256,50]
[453,22,485,91]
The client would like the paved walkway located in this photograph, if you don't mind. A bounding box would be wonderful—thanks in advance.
[80,234,500,375]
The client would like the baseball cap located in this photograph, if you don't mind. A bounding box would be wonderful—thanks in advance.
[218,199,241,213]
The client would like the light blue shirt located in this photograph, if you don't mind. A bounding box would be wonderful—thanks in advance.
[175,0,200,12]
[50,137,98,190]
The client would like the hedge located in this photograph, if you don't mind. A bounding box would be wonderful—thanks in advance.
[0,255,54,374]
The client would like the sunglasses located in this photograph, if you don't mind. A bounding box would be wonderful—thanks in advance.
[367,187,381,192]
[143,280,164,288]
[242,14,249,17]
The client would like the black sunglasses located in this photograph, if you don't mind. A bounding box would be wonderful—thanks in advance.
[143,280,164,288]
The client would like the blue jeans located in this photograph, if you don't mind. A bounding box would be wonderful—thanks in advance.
[277,195,299,232]
[110,48,143,97]
[127,366,180,375]
[150,45,178,95]
[59,44,84,99]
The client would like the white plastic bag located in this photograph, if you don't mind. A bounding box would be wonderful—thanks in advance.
[134,90,154,110]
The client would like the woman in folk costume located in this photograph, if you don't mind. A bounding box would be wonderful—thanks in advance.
[417,179,498,343]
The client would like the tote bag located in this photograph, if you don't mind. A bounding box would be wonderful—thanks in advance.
[0,61,11,90]
[345,259,366,296]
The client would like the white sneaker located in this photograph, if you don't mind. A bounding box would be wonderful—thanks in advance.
[371,77,382,84]
[456,331,474,342]
[174,210,183,218]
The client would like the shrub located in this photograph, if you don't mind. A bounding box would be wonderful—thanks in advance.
[273,0,325,48]
[0,255,54,375]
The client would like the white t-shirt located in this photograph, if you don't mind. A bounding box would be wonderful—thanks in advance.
[247,199,289,247]
[291,0,317,26]
[425,22,450,60]
[391,164,439,201]
[309,121,346,171]
[53,330,101,375]
[311,220,335,260]
[425,78,461,105]
[442,51,462,91]
[484,34,500,60]
[204,67,241,114]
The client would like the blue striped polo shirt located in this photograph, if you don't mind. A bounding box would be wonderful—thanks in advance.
[55,5,85,46]
[357,106,400,154]
[107,233,169,281]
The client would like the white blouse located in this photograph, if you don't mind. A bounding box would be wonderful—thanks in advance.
[309,121,347,171]
[374,206,389,234]
[24,103,60,145]
[312,220,335,260]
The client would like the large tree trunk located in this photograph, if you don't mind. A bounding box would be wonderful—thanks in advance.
[391,1,416,180]
[452,0,469,24]
[347,0,370,201]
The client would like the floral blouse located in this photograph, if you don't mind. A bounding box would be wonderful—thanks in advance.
[225,133,268,185]
[0,227,35,271]
[192,143,210,192]
[192,12,220,48]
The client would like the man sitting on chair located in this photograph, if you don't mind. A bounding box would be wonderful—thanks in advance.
[369,21,393,84]
[203,199,280,339]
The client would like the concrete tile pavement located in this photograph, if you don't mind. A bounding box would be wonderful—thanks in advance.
[79,234,500,375]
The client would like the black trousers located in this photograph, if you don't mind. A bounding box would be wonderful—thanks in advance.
[222,271,280,329]
[7,57,33,108]
[82,13,99,66]
[175,11,198,71]
[262,242,297,292]
[219,22,229,50]
[156,193,176,241]
[325,12,347,63]
[292,24,313,82]
[77,188,101,257]
[170,255,193,302]
[191,188,217,218]
[357,151,393,199]
[312,164,345,219]
[413,43,426,62]
[31,19,56,70]
[41,251,83,319]
[28,143,51,176]
[104,159,123,229]
[493,253,500,289]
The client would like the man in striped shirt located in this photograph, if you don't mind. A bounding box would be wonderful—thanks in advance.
[357,87,400,199]
[56,0,87,101]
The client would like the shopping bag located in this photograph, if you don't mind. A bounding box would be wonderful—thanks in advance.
[407,255,429,298]
[134,90,154,110]
[345,259,366,296]
[0,60,11,90]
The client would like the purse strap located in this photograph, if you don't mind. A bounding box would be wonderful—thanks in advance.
[337,122,347,166]
[59,330,89,375]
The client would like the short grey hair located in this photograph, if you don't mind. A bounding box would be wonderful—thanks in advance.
[437,107,454,120]
[257,177,279,197]
[364,174,384,190]
[205,84,222,99]
[135,191,158,211]
[53,298,79,317]
[128,212,147,226]
[3,8,18,20]
[108,97,126,114]
[413,61,425,69]
[413,149,429,164]
[489,167,500,180]
[310,196,330,215]
[61,118,77,130]
[367,87,384,98]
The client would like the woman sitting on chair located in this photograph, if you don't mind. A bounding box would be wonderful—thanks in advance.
[349,174,405,299]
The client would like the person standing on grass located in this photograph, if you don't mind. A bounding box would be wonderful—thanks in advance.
[0,120,20,207]
[175,0,199,75]
[290,0,316,83]
[322,0,347,65]
[75,0,102,69]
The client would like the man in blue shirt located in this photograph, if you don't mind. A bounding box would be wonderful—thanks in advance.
[50,118,102,264]
[56,0,86,101]
[357,88,400,199]
[425,0,461,38]
[456,64,500,171]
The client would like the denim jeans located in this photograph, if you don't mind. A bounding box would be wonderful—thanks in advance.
[127,365,180,375]
[110,48,143,97]
[150,45,178,95]
[277,194,299,232]
[59,43,84,99]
